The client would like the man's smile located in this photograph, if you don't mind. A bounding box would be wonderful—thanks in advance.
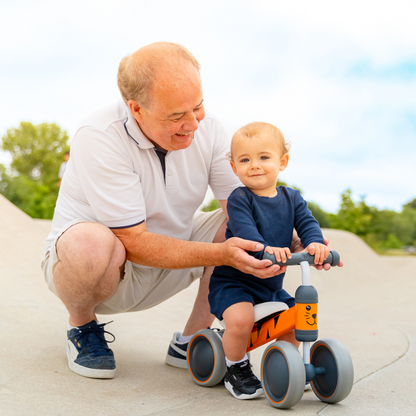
[175,132,193,137]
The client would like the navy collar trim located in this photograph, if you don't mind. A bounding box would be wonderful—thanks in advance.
[124,120,140,146]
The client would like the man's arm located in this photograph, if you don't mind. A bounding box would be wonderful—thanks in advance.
[112,221,282,275]
[112,201,285,278]
[112,221,224,269]
[112,199,228,268]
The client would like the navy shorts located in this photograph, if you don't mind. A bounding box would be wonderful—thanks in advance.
[208,272,295,320]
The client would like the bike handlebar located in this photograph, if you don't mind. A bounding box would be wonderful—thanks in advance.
[262,250,340,267]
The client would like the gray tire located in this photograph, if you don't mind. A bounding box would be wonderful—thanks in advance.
[310,338,354,403]
[261,341,305,409]
[187,329,226,387]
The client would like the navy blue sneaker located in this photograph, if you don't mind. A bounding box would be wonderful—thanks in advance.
[165,331,188,369]
[66,320,116,378]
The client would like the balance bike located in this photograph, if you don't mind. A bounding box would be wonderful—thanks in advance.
[187,250,354,409]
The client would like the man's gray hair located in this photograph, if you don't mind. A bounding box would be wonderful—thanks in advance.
[117,42,200,110]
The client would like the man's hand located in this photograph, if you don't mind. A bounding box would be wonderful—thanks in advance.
[222,237,286,279]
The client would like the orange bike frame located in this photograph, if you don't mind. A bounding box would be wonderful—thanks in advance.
[247,307,296,352]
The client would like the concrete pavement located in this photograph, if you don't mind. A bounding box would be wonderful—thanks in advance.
[1,194,415,415]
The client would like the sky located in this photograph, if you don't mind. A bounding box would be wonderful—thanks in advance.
[1,0,415,213]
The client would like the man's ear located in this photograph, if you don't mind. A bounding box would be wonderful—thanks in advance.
[280,153,289,171]
[230,160,238,176]
[128,100,143,123]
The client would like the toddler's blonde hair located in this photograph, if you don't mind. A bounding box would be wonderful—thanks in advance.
[229,122,290,161]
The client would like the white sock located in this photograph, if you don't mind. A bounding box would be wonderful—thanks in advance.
[177,333,193,343]
[226,354,248,367]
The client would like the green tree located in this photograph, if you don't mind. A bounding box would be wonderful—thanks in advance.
[0,122,69,219]
[396,205,416,246]
[307,201,331,228]
[382,233,403,250]
[201,198,221,212]
[364,208,399,249]
[329,189,372,236]
[403,198,416,211]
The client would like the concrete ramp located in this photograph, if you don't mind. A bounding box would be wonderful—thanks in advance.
[0,195,415,415]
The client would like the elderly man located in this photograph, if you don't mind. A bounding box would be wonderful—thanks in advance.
[42,42,326,379]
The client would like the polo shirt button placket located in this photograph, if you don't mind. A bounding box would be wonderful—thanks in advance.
[166,169,173,189]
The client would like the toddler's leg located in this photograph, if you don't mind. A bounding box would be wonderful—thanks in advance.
[222,302,263,400]
[222,302,254,361]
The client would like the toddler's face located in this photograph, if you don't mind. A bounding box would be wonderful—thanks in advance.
[230,134,288,197]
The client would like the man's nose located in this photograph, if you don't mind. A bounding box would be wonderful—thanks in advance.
[183,112,199,131]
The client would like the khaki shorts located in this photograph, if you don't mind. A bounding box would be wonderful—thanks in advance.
[41,209,226,315]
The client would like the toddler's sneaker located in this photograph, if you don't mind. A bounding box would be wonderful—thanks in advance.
[165,331,188,369]
[66,320,116,378]
[224,359,263,399]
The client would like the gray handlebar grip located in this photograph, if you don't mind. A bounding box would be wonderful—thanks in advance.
[263,250,340,267]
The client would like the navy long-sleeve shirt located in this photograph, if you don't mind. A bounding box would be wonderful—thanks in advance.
[213,186,324,288]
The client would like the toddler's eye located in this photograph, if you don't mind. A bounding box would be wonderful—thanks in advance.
[260,156,269,160]
[240,158,249,163]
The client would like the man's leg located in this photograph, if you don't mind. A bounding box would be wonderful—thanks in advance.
[182,218,227,336]
[53,222,126,326]
[51,222,126,378]
[166,218,226,368]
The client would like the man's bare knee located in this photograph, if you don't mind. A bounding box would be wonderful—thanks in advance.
[56,222,125,279]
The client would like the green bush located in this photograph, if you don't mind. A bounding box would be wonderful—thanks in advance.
[0,122,69,219]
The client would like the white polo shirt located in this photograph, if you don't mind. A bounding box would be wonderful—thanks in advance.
[45,99,241,254]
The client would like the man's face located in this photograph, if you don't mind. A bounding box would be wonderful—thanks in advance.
[131,69,205,151]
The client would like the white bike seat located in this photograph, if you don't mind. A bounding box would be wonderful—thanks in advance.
[219,301,289,328]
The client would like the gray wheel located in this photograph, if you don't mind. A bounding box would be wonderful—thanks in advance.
[187,329,226,387]
[310,338,354,403]
[261,341,305,409]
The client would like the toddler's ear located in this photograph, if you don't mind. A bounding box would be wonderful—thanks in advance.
[230,160,238,175]
[280,154,289,171]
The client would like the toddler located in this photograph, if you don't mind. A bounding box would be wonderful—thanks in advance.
[208,122,329,400]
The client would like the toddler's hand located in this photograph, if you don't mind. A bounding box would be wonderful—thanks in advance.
[265,246,291,263]
[306,243,330,265]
